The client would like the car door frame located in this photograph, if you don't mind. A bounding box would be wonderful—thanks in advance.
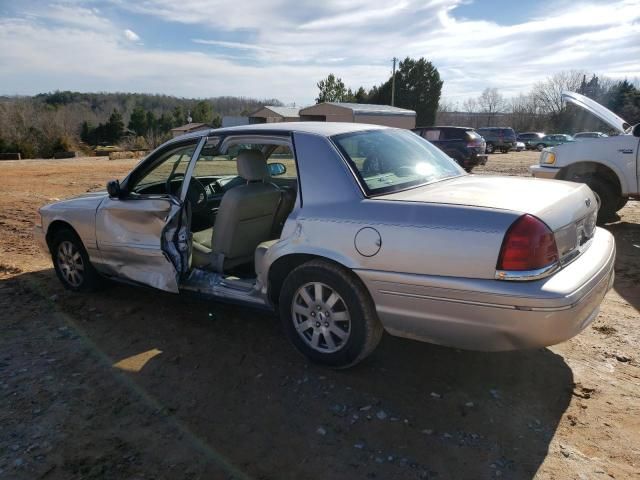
[94,136,207,292]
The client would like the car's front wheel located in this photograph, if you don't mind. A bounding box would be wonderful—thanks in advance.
[51,229,103,292]
[279,260,383,368]
[536,143,546,151]
[585,178,620,223]
[485,143,494,154]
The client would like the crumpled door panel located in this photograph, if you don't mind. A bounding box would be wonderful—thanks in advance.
[96,197,181,292]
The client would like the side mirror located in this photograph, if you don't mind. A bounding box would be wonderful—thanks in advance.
[106,179,122,198]
[267,162,287,177]
[633,124,640,137]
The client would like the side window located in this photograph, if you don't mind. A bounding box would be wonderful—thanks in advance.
[442,129,465,140]
[191,142,298,180]
[267,145,297,178]
[192,143,239,179]
[424,129,440,141]
[130,144,196,195]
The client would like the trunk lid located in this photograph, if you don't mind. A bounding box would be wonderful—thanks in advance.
[562,91,630,134]
[379,175,597,232]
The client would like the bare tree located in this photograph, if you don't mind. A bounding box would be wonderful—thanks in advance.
[462,98,477,113]
[478,88,505,114]
[531,70,585,116]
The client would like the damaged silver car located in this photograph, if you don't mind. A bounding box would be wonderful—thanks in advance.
[35,123,616,367]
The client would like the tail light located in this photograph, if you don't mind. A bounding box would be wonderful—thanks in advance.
[496,214,559,278]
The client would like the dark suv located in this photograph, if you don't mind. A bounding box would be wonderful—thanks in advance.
[476,127,517,153]
[412,126,487,172]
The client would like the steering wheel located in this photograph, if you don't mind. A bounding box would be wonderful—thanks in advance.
[166,173,208,212]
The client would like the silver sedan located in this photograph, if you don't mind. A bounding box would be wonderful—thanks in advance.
[34,122,615,368]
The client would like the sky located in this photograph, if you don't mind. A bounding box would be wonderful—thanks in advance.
[0,0,638,105]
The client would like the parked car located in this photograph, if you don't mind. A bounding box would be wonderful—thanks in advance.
[35,122,615,368]
[534,134,574,151]
[513,141,526,152]
[412,126,487,171]
[531,91,640,222]
[573,131,608,139]
[517,132,545,150]
[476,127,517,153]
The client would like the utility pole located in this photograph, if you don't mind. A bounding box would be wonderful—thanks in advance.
[391,57,397,106]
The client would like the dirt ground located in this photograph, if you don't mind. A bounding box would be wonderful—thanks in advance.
[0,152,638,479]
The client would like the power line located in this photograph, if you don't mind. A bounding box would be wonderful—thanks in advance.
[391,57,397,106]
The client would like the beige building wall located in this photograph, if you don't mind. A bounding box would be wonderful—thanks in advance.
[354,114,416,129]
[300,103,416,128]
[250,107,300,123]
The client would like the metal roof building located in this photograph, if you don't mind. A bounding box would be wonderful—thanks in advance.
[249,106,300,123]
[299,102,416,129]
[170,122,210,138]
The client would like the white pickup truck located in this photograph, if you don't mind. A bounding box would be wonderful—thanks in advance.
[530,91,640,222]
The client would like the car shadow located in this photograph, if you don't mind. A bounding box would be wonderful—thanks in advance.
[8,268,575,480]
[604,219,640,312]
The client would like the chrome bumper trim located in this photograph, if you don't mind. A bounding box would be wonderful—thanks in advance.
[495,262,559,281]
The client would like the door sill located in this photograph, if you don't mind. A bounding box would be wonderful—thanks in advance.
[180,268,267,307]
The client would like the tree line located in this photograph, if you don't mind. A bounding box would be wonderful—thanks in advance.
[0,92,282,158]
[315,57,443,126]
[440,72,640,133]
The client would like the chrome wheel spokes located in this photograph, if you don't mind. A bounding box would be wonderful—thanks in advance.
[291,282,351,353]
[57,240,84,287]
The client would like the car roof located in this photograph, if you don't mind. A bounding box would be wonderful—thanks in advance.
[171,121,388,143]
[414,126,473,130]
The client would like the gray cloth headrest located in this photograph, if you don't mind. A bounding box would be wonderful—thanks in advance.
[237,149,269,182]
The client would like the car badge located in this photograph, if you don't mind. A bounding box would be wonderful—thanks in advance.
[585,198,591,208]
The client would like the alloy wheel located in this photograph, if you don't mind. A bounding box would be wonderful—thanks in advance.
[291,282,351,353]
[56,240,85,287]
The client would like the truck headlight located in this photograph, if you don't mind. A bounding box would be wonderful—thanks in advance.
[541,152,556,165]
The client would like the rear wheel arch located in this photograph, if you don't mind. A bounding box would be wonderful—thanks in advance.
[267,253,365,306]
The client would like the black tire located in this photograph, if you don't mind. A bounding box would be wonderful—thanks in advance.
[50,229,103,292]
[485,143,494,154]
[501,148,509,154]
[585,178,620,223]
[616,197,629,212]
[278,259,383,368]
[536,143,546,151]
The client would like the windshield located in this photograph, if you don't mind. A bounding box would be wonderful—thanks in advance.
[333,129,463,196]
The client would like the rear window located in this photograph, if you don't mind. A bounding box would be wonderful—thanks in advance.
[332,129,463,196]
[441,129,466,140]
[423,129,440,141]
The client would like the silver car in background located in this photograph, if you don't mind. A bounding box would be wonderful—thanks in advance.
[35,122,615,368]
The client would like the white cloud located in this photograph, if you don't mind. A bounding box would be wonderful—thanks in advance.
[123,29,140,42]
[1,0,639,104]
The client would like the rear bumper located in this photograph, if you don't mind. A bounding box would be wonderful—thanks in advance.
[530,165,560,179]
[355,227,615,351]
[462,153,488,168]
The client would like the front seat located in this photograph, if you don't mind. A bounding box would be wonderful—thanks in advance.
[192,149,282,272]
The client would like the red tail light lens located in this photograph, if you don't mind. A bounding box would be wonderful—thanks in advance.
[497,215,559,271]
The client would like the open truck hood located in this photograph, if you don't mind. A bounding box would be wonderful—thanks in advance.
[379,175,597,231]
[562,91,630,134]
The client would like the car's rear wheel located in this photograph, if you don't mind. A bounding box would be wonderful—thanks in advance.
[279,259,383,368]
[51,229,102,292]
[536,143,546,151]
[485,143,494,154]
